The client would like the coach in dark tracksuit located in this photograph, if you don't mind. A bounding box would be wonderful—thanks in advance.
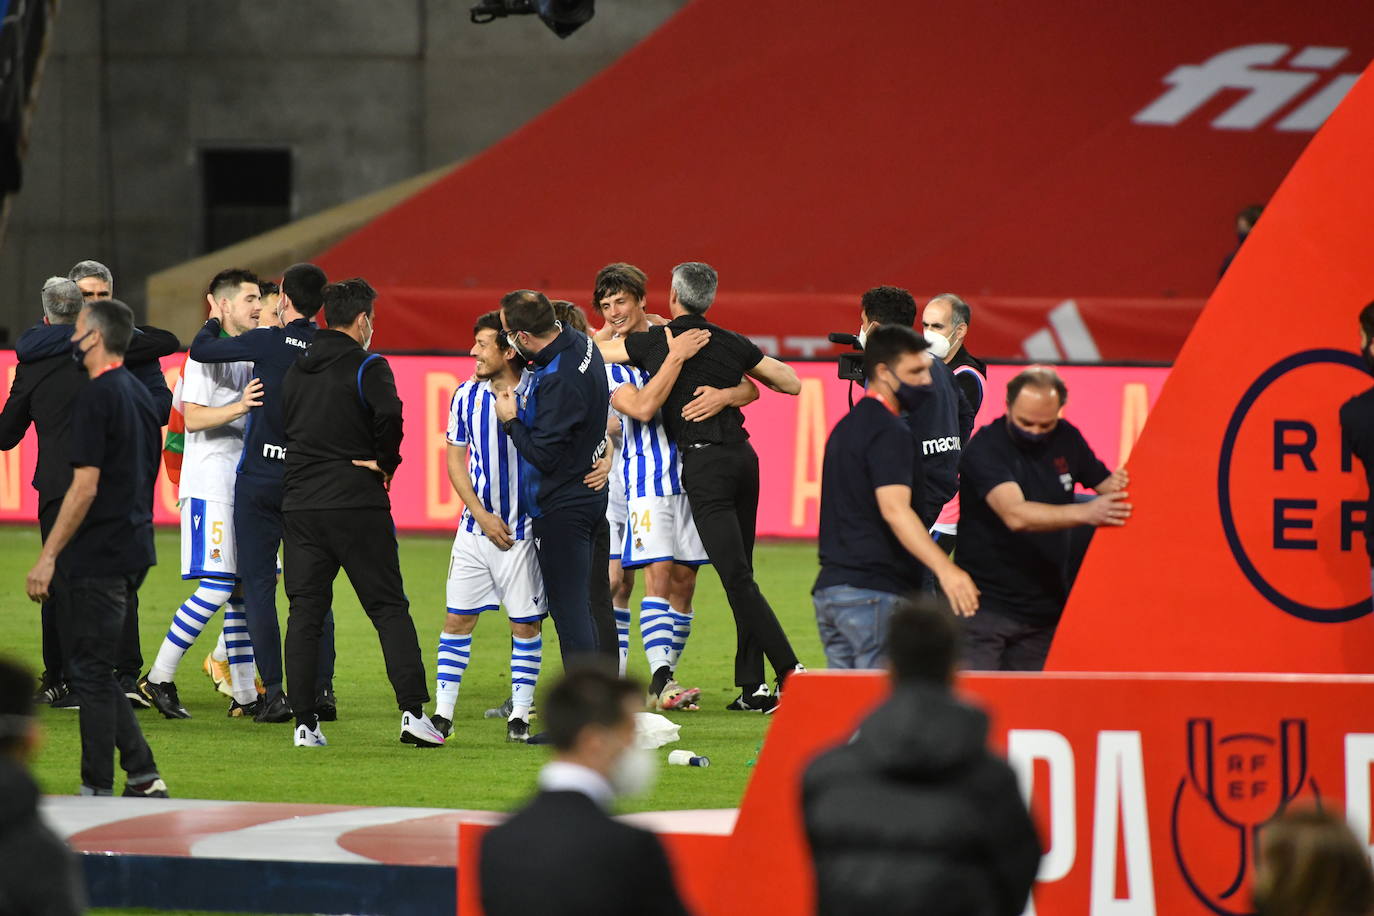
[1,278,177,703]
[187,263,336,722]
[494,290,610,668]
[281,279,431,733]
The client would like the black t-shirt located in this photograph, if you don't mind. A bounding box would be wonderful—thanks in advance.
[623,313,763,447]
[815,397,926,596]
[63,366,159,577]
[957,416,1109,622]
[1340,387,1374,559]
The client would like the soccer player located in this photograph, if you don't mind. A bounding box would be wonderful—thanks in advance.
[593,263,758,708]
[435,312,546,743]
[139,269,264,719]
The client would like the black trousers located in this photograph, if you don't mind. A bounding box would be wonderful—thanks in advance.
[961,609,1057,671]
[682,441,799,687]
[58,569,159,792]
[37,500,65,682]
[283,508,427,727]
[234,475,335,698]
[589,515,617,668]
[532,495,607,669]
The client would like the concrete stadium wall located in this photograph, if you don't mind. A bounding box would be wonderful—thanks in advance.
[0,0,687,339]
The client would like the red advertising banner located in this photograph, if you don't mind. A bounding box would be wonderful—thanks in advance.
[711,670,1374,916]
[0,355,1169,537]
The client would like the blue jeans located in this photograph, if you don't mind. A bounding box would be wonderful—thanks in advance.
[813,585,905,669]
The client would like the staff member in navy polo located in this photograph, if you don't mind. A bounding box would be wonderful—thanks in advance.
[814,326,979,669]
[24,298,167,797]
[957,367,1131,671]
[494,290,614,668]
[187,262,337,723]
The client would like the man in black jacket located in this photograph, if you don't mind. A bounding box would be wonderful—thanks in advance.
[0,277,177,707]
[803,598,1041,916]
[280,278,444,749]
[480,669,687,916]
[188,262,336,724]
[493,290,612,668]
[0,656,85,915]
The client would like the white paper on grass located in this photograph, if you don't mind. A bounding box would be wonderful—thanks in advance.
[634,712,681,749]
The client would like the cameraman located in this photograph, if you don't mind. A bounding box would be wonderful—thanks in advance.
[855,287,973,527]
[814,326,978,668]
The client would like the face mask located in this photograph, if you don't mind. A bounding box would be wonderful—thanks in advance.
[1007,417,1052,445]
[1363,343,1374,375]
[71,330,94,365]
[361,314,374,351]
[608,745,658,798]
[895,381,931,413]
[923,329,951,360]
[857,324,868,349]
[510,332,536,361]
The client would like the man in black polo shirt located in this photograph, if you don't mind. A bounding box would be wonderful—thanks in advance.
[814,326,979,668]
[599,262,805,712]
[958,367,1131,670]
[24,298,167,797]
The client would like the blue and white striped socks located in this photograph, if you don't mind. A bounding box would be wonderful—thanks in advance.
[435,632,471,719]
[224,600,257,705]
[640,597,675,675]
[669,607,694,670]
[510,635,542,721]
[149,577,235,683]
[614,607,632,677]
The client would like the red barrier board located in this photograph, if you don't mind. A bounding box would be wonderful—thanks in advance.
[715,670,1374,916]
[0,357,1167,537]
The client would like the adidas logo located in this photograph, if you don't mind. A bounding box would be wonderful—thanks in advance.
[1022,300,1100,362]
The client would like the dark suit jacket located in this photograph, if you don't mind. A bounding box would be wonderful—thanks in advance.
[480,790,688,916]
[0,325,178,512]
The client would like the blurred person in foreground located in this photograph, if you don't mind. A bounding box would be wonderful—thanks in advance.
[1253,807,1374,916]
[0,656,85,915]
[803,598,1040,916]
[814,325,978,668]
[480,669,687,916]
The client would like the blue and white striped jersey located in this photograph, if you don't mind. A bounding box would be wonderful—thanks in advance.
[447,375,531,540]
[606,363,682,498]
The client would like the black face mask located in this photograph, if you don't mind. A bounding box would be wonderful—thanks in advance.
[71,330,94,366]
[1363,343,1374,375]
[1007,417,1052,446]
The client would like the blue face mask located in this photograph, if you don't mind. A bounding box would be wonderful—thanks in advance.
[1007,417,1051,445]
[71,330,94,365]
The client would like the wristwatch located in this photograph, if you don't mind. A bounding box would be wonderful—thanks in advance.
[502,417,517,435]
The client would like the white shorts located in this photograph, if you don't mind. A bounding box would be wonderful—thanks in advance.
[446,533,546,623]
[180,497,238,580]
[623,492,709,569]
[607,487,629,564]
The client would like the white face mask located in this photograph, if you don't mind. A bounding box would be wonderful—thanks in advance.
[609,746,658,798]
[361,314,374,351]
[857,323,869,349]
[923,328,951,360]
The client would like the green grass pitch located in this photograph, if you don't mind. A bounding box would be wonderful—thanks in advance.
[0,525,824,815]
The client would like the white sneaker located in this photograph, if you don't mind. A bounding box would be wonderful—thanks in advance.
[400,711,446,748]
[294,723,327,747]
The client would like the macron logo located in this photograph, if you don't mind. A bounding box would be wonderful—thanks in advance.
[1133,44,1360,132]
[262,443,286,460]
[193,514,202,530]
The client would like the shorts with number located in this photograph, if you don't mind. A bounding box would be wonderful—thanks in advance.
[181,497,238,579]
[623,493,710,569]
[446,533,546,623]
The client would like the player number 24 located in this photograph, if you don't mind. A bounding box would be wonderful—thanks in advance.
[629,509,652,534]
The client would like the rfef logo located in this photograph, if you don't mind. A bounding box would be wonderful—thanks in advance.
[1218,350,1371,622]
[1171,719,1321,916]
[1134,44,1361,132]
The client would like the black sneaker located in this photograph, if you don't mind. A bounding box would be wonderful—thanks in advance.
[253,692,293,724]
[122,674,151,709]
[431,714,453,739]
[228,698,259,719]
[765,664,805,716]
[50,685,79,710]
[726,685,776,713]
[315,686,337,722]
[34,674,62,705]
[506,717,530,743]
[525,728,552,745]
[138,675,190,719]
[122,778,169,798]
